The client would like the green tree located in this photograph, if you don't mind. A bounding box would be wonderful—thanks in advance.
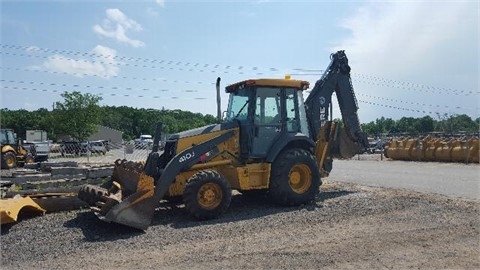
[361,121,377,136]
[383,118,398,134]
[54,91,103,141]
[413,116,434,133]
[396,117,417,134]
[0,109,37,139]
[435,113,478,133]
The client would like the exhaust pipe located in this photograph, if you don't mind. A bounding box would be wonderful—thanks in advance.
[216,77,221,122]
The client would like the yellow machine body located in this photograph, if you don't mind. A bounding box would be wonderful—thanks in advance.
[1,128,34,169]
[165,127,272,197]
[77,51,370,230]
[0,196,45,225]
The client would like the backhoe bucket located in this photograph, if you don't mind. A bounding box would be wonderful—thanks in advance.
[80,159,157,230]
[333,127,363,159]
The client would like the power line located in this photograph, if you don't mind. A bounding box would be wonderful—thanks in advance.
[7,76,475,112]
[353,77,477,96]
[2,82,467,116]
[0,66,216,86]
[2,44,477,115]
[356,93,478,113]
[1,84,209,100]
[296,72,477,97]
[3,74,476,116]
[358,100,437,115]
[4,43,475,97]
[3,64,475,104]
[353,72,475,96]
[0,44,278,75]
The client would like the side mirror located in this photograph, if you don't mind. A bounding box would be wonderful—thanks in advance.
[222,111,229,121]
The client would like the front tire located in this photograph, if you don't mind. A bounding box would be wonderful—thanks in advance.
[269,148,320,206]
[183,170,232,220]
[2,151,17,169]
[24,154,35,164]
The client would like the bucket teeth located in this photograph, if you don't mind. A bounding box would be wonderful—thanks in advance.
[92,199,118,216]
[96,201,106,207]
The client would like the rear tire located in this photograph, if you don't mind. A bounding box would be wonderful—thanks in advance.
[2,151,17,169]
[269,148,320,206]
[78,184,108,206]
[24,154,35,164]
[183,170,232,220]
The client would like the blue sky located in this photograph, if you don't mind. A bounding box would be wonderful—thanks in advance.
[1,0,478,122]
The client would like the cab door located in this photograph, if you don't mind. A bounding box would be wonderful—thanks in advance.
[251,87,283,157]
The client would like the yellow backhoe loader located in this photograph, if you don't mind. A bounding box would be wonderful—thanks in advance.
[78,50,369,230]
[1,129,35,169]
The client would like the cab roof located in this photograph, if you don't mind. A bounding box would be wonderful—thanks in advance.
[225,79,310,93]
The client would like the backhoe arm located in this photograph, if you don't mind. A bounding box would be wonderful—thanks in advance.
[305,50,368,160]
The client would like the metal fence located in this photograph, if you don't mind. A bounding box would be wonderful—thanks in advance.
[46,141,155,165]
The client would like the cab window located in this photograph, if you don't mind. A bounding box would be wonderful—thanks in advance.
[255,87,281,125]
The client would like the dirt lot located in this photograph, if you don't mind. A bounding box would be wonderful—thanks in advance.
[1,170,479,269]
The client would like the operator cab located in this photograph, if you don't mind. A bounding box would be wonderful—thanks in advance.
[225,78,310,159]
[0,129,17,145]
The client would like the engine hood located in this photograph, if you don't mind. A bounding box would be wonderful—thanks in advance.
[168,121,238,140]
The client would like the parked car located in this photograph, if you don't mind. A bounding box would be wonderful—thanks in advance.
[23,141,50,162]
[61,141,89,156]
[100,140,111,151]
[88,140,107,155]
[135,135,153,149]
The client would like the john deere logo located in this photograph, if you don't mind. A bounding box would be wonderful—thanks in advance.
[319,97,326,105]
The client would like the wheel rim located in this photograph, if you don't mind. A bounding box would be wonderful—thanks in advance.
[6,155,15,166]
[25,156,34,164]
[288,164,312,194]
[197,182,223,210]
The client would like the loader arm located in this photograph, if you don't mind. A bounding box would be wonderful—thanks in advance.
[305,50,369,161]
[100,130,236,230]
[315,121,338,177]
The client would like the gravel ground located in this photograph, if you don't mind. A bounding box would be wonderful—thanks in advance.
[1,179,479,269]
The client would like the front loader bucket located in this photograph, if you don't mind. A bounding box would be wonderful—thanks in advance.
[99,172,156,230]
[79,159,158,230]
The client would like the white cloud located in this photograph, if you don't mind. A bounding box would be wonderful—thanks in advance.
[332,1,478,120]
[106,8,142,31]
[333,3,469,72]
[155,0,165,7]
[93,8,145,48]
[42,45,119,78]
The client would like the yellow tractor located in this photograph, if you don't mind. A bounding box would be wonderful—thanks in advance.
[78,50,369,230]
[1,129,35,169]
